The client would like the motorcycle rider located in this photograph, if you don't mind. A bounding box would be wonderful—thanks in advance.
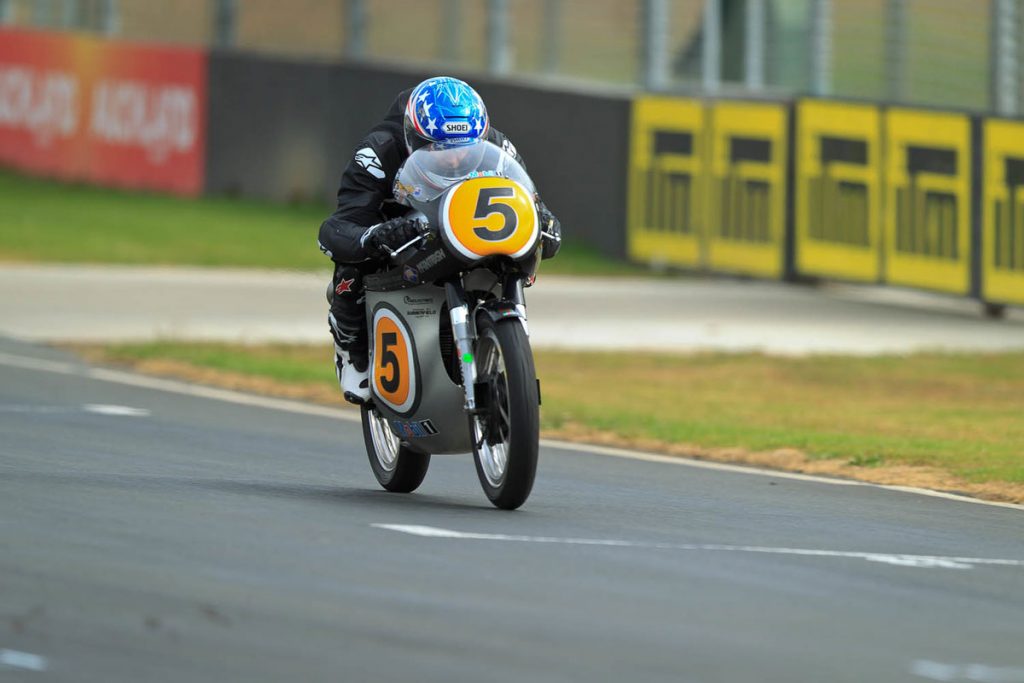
[318,76,561,405]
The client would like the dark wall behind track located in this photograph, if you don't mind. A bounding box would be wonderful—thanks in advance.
[206,53,337,203]
[205,53,631,258]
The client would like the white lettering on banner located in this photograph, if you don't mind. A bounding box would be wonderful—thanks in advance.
[90,79,198,163]
[0,65,78,146]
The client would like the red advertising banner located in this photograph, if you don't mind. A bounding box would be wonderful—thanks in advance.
[0,28,207,196]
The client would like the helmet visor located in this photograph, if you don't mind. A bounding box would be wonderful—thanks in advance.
[394,140,534,205]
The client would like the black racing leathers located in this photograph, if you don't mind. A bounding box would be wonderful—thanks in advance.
[319,88,523,373]
[318,89,523,263]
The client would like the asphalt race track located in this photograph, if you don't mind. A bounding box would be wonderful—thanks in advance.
[2,336,1023,683]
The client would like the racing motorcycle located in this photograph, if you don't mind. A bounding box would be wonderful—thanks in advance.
[359,140,552,510]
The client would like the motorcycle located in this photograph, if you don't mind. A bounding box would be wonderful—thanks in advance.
[359,140,553,510]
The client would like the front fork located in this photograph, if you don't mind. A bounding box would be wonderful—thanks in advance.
[445,280,478,412]
[504,277,529,336]
[445,276,529,413]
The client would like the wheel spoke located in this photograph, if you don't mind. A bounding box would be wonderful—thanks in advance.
[493,443,507,473]
[369,409,400,472]
[497,385,510,422]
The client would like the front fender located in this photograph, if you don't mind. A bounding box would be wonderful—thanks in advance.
[475,299,525,326]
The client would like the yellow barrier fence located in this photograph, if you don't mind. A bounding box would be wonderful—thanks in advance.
[627,97,705,268]
[795,100,882,283]
[706,101,788,279]
[884,109,972,295]
[982,119,1024,306]
[627,94,1017,309]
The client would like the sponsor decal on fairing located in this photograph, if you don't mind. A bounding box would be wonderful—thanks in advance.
[389,419,439,438]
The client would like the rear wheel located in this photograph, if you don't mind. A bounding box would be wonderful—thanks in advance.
[361,405,430,493]
[470,316,539,510]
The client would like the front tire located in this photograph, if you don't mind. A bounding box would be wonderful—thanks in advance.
[361,405,430,493]
[470,316,539,510]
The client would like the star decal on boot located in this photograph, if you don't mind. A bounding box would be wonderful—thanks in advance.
[335,278,356,295]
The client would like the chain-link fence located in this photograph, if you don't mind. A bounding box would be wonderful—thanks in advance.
[1,0,1021,114]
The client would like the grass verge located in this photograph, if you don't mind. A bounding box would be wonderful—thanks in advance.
[0,170,649,276]
[70,341,1024,504]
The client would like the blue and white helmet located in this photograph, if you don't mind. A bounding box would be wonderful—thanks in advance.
[403,76,489,152]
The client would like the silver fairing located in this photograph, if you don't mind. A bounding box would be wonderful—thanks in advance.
[365,284,473,454]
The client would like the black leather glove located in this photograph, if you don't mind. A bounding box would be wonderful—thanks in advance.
[360,216,425,259]
[536,201,561,260]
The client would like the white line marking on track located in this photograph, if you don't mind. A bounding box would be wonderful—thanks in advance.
[0,403,150,416]
[0,405,69,414]
[1,350,1022,511]
[541,439,1024,510]
[0,648,48,672]
[373,524,1024,571]
[912,659,1024,682]
[82,403,150,417]
[539,440,1024,510]
[540,439,860,486]
[0,351,357,422]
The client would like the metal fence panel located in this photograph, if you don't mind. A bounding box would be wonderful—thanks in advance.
[542,0,641,84]
[7,0,1018,118]
[902,0,991,110]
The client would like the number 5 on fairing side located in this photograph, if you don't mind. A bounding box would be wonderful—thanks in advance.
[359,140,545,510]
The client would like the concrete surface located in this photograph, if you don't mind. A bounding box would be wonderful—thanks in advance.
[2,263,1023,354]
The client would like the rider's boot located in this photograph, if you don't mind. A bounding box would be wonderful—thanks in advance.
[335,345,370,405]
[328,264,370,405]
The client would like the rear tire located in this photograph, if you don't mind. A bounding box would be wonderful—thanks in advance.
[361,405,430,493]
[470,316,539,510]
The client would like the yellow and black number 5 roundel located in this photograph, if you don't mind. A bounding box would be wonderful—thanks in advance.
[372,307,417,415]
[441,177,538,261]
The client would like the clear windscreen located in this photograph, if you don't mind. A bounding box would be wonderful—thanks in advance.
[394,140,535,207]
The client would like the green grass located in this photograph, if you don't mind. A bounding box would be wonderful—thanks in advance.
[109,342,335,384]
[535,350,1024,485]
[0,171,328,269]
[82,342,1024,490]
[0,170,646,276]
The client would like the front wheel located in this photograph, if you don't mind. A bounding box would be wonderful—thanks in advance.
[470,316,539,510]
[361,405,430,493]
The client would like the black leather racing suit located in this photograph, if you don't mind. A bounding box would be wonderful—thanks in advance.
[318,88,525,372]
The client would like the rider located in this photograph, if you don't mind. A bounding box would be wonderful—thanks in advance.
[318,76,561,405]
